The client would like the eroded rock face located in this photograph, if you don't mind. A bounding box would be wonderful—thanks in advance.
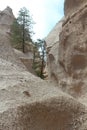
[45,1,87,129]
[64,0,87,16]
[14,49,36,75]
[0,6,14,35]
[45,17,65,84]
[58,2,87,97]
[1,5,87,130]
[46,0,87,99]
[0,32,86,130]
[0,7,27,71]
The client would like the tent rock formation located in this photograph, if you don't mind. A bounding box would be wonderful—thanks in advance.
[1,2,87,130]
[45,0,87,129]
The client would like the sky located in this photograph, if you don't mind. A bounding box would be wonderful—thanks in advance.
[0,0,64,41]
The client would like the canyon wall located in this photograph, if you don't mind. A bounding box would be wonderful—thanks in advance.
[1,3,87,130]
[45,1,87,129]
[46,0,87,98]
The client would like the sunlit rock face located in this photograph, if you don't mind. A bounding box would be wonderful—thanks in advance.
[45,17,65,84]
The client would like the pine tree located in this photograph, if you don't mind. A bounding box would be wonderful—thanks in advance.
[11,7,34,53]
[32,39,46,79]
[37,39,46,78]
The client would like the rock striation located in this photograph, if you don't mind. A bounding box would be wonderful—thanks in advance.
[58,0,87,99]
[64,0,87,16]
[46,0,87,97]
[45,17,65,84]
[45,0,87,129]
[1,4,87,130]
[0,6,14,35]
[14,48,36,75]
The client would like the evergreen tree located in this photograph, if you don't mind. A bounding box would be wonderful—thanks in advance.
[11,19,23,49]
[11,7,34,52]
[32,42,41,77]
[32,39,46,79]
[37,39,46,78]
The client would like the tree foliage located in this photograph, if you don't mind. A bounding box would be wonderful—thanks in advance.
[32,39,46,79]
[11,7,34,52]
[11,7,47,79]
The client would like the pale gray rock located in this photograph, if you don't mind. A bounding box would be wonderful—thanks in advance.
[46,0,87,99]
[0,5,87,130]
[0,34,86,129]
[64,0,87,16]
[0,7,26,70]
[45,17,65,84]
[45,17,65,50]
[0,57,86,130]
[45,1,87,129]
[0,6,14,35]
[58,3,87,98]
[14,49,36,75]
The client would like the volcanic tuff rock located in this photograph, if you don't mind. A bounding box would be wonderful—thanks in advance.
[58,0,87,98]
[0,7,26,70]
[0,6,14,35]
[14,48,36,75]
[1,4,87,130]
[46,0,87,97]
[45,0,87,129]
[64,0,87,16]
[45,17,65,84]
